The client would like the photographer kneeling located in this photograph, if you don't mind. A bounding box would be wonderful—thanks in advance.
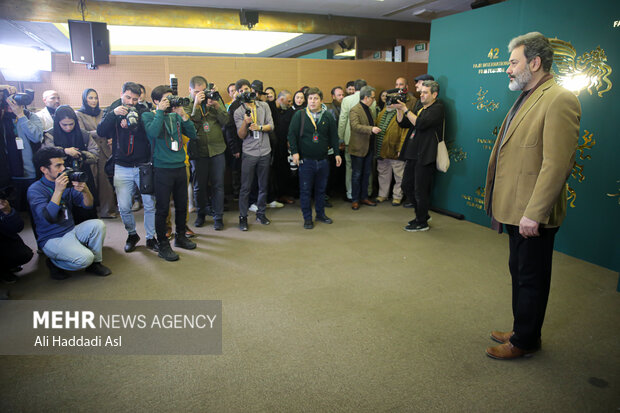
[27,146,110,280]
[142,85,197,261]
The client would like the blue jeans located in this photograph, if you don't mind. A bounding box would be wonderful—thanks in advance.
[351,152,373,202]
[298,159,329,222]
[42,219,106,271]
[113,164,156,239]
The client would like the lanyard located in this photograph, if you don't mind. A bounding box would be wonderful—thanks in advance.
[305,108,319,131]
[164,115,182,149]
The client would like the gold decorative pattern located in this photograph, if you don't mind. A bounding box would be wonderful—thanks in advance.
[448,146,467,162]
[550,38,613,97]
[472,87,500,111]
[607,181,620,205]
[567,129,596,207]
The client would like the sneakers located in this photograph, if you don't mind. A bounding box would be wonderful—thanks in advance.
[408,215,432,225]
[404,220,429,232]
[213,219,224,231]
[185,228,197,238]
[304,220,314,229]
[174,234,197,250]
[315,215,333,224]
[194,214,206,227]
[402,202,415,208]
[239,216,248,231]
[124,233,140,253]
[0,271,19,284]
[256,214,271,225]
[146,238,159,252]
[46,258,70,280]
[158,240,179,261]
[248,204,258,213]
[267,200,284,208]
[85,262,111,276]
[392,198,402,206]
[375,196,387,203]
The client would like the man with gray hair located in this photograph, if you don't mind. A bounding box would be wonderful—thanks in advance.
[35,90,60,131]
[348,86,381,209]
[338,79,376,202]
[483,32,580,360]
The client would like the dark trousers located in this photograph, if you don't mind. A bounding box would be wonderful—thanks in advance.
[351,152,373,202]
[191,153,225,220]
[505,224,559,350]
[402,159,435,224]
[0,234,33,271]
[154,167,188,242]
[298,159,329,222]
[239,153,270,217]
[11,178,37,237]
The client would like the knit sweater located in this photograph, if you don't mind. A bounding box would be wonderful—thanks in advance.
[142,110,197,168]
[287,105,340,161]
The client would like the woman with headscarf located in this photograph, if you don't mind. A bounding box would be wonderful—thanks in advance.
[292,90,306,111]
[377,90,388,113]
[43,105,99,224]
[75,88,117,219]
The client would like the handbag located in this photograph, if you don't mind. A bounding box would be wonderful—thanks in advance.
[436,117,450,173]
[138,140,155,194]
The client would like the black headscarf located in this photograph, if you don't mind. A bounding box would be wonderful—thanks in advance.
[77,88,101,117]
[292,91,306,111]
[52,105,86,151]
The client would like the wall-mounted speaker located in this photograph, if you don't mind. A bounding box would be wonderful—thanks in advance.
[68,20,110,68]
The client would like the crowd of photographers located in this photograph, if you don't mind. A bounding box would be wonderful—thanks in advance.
[0,73,444,295]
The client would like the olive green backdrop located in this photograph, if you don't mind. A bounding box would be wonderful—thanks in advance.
[428,0,619,272]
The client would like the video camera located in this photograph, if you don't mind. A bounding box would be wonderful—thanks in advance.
[385,87,408,106]
[0,89,35,108]
[236,92,257,103]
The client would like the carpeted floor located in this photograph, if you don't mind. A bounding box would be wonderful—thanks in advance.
[1,199,618,412]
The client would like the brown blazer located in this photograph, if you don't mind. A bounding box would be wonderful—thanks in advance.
[348,102,377,157]
[484,78,580,227]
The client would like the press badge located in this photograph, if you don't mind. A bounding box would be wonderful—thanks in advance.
[253,130,260,140]
[171,141,179,151]
[63,207,69,220]
[203,122,210,132]
[312,133,319,143]
[15,137,24,150]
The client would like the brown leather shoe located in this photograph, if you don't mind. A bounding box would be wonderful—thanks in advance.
[486,342,536,360]
[490,330,514,344]
[351,202,360,210]
[361,199,377,207]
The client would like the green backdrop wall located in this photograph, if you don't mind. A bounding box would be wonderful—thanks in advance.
[428,0,619,271]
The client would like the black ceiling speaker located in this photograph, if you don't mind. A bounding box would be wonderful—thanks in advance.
[68,20,110,69]
[239,9,259,29]
[471,0,491,9]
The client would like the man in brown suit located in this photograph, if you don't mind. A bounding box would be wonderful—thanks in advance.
[484,32,580,360]
[349,86,381,210]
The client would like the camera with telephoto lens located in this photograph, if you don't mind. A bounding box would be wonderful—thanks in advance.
[0,89,35,107]
[236,92,257,103]
[62,167,87,183]
[386,89,408,106]
[120,106,140,130]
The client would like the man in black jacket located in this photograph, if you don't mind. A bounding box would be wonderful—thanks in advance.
[395,80,444,232]
[97,82,157,253]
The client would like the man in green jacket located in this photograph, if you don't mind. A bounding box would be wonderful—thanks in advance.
[185,76,229,231]
[288,87,341,229]
[142,85,197,261]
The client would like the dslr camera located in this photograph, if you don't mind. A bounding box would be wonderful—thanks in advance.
[0,89,35,108]
[204,83,221,101]
[386,89,408,106]
[62,167,87,183]
[120,105,140,130]
[167,95,190,108]
[236,92,257,103]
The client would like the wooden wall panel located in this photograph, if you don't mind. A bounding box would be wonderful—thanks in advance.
[1,54,427,109]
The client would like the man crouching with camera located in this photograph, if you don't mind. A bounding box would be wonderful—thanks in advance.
[142,85,197,261]
[27,146,110,280]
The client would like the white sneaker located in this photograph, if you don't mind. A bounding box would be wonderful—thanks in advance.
[267,200,284,208]
[249,204,258,213]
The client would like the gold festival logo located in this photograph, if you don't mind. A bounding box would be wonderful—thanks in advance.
[472,87,500,112]
[567,129,596,207]
[550,38,613,97]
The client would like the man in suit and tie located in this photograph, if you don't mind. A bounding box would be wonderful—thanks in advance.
[484,32,580,360]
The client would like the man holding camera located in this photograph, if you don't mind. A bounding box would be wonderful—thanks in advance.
[233,79,274,231]
[1,86,43,214]
[97,82,157,253]
[142,85,197,261]
[185,76,229,231]
[27,146,110,280]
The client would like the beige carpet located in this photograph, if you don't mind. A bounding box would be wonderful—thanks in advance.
[1,199,618,412]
